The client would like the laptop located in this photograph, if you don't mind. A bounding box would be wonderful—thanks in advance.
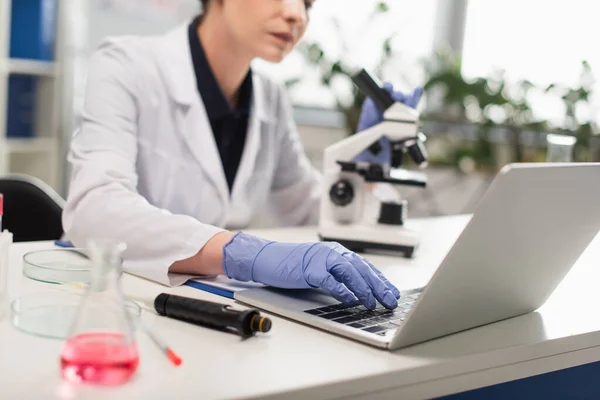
[236,163,600,350]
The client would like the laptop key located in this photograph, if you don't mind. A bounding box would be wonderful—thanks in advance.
[348,322,366,329]
[358,311,378,318]
[374,317,391,324]
[334,315,366,324]
[345,306,364,314]
[380,323,398,330]
[328,302,360,311]
[358,318,378,327]
[314,306,337,313]
[363,325,386,333]
[304,309,324,315]
[319,311,353,320]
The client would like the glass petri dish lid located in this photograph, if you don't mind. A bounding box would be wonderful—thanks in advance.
[22,248,121,286]
[11,291,141,340]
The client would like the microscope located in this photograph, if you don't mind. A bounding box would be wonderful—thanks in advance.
[318,69,428,258]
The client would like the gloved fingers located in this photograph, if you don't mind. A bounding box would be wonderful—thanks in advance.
[357,256,401,299]
[321,274,357,305]
[384,82,410,104]
[382,82,423,109]
[328,258,377,309]
[382,82,394,93]
[391,91,407,103]
[382,81,409,104]
[407,86,424,109]
[343,253,398,309]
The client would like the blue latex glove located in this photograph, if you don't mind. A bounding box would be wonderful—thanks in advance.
[223,232,401,309]
[354,83,423,164]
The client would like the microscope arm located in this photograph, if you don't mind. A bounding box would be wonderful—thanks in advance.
[322,119,420,173]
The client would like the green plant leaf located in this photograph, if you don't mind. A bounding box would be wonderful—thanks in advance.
[307,43,324,64]
[331,62,343,75]
[582,60,591,71]
[376,2,389,13]
[383,37,393,56]
[284,77,302,88]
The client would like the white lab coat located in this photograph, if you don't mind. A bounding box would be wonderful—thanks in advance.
[63,22,322,287]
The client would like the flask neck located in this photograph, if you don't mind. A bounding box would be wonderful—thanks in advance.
[90,262,121,292]
[88,240,125,293]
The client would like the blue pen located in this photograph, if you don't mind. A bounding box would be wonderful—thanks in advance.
[54,240,90,261]
[55,239,74,248]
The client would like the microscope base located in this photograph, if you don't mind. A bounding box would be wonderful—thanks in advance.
[319,236,415,258]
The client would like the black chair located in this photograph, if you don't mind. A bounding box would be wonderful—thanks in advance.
[0,174,65,242]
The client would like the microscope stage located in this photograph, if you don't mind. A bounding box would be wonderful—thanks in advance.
[318,223,420,258]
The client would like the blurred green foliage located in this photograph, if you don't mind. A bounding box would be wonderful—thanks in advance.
[423,50,597,167]
[288,1,598,169]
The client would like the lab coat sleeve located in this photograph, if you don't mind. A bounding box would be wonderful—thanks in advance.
[62,39,224,287]
[269,85,322,226]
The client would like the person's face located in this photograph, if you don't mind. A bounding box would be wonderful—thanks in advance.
[220,0,314,63]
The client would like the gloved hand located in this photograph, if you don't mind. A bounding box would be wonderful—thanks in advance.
[354,83,423,164]
[223,232,401,309]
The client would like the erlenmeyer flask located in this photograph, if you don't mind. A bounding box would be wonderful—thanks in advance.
[60,240,139,385]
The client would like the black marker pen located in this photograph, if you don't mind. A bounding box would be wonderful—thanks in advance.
[154,293,272,338]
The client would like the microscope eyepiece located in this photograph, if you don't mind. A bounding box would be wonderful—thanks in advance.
[352,69,394,112]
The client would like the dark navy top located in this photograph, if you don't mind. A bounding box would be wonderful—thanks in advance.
[188,17,253,192]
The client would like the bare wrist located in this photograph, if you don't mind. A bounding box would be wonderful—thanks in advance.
[170,231,235,276]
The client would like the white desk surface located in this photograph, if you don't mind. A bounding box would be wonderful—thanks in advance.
[1,215,600,400]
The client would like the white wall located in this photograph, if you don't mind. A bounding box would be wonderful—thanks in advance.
[71,0,197,125]
[87,0,197,50]
[60,0,198,194]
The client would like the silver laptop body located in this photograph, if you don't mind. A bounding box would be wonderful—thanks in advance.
[236,163,600,350]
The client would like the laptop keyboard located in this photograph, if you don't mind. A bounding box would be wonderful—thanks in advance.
[304,292,421,336]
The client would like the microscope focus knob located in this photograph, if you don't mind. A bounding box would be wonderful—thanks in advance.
[329,180,354,207]
[379,201,407,226]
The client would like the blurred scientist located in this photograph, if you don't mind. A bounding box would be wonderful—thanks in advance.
[64,0,422,310]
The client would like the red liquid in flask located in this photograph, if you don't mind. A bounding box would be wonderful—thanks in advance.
[61,333,139,385]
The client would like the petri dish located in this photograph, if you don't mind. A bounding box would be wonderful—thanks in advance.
[22,248,122,286]
[11,291,141,340]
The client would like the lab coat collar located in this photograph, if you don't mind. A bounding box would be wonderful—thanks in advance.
[160,21,270,123]
[157,22,272,209]
[230,74,267,204]
[160,22,198,106]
